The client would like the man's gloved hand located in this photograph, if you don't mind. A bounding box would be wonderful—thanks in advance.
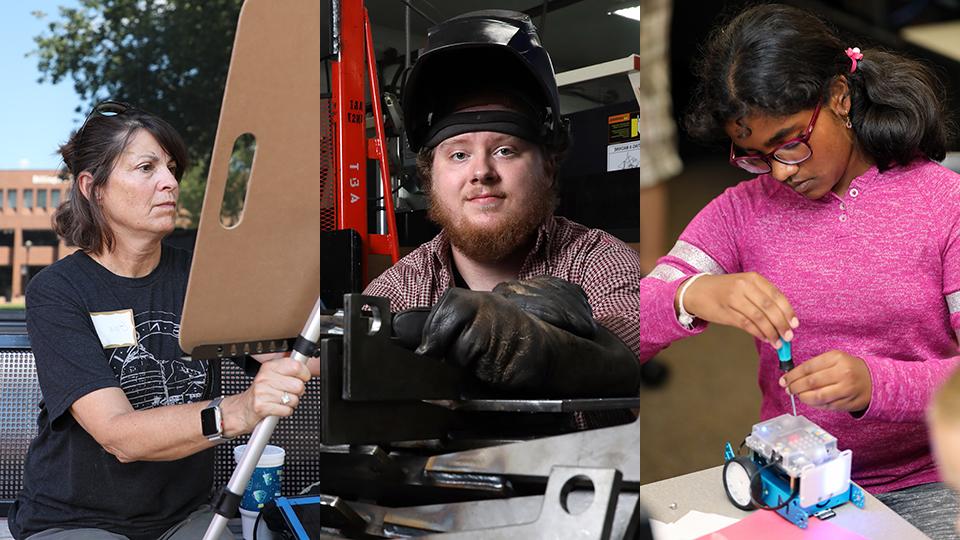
[392,277,595,349]
[392,307,431,350]
[492,277,597,338]
[417,289,549,390]
[416,285,640,397]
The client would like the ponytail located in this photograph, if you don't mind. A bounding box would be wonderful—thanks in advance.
[847,49,948,169]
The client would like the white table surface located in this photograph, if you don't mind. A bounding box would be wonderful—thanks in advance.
[638,465,930,539]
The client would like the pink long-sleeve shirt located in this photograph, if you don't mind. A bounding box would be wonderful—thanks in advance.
[641,159,960,493]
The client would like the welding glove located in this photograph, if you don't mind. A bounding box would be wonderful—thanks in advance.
[490,276,597,338]
[392,307,432,349]
[391,277,596,348]
[415,283,640,397]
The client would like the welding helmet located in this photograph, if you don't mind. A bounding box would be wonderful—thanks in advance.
[402,9,569,152]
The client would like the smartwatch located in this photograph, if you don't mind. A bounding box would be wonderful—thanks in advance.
[201,396,231,441]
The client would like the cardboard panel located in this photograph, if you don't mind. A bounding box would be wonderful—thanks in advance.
[180,0,333,355]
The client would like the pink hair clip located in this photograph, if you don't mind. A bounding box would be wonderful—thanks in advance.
[845,47,863,73]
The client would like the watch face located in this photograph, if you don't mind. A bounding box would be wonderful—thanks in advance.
[724,459,755,509]
[201,406,220,437]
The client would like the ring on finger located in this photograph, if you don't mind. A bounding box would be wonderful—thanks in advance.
[281,391,291,405]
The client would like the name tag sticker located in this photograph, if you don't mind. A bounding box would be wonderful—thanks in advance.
[90,309,137,349]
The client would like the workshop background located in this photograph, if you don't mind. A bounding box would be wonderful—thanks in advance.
[361,0,960,485]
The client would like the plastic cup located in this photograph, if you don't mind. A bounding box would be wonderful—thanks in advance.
[238,507,277,540]
[238,507,259,540]
[233,444,285,511]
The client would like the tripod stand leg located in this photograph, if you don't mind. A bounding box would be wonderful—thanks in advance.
[203,295,330,540]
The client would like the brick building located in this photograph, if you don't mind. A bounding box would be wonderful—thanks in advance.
[0,170,74,303]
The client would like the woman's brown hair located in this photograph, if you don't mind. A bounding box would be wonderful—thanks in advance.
[54,104,188,253]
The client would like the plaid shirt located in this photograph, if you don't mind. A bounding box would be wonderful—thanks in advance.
[364,216,640,358]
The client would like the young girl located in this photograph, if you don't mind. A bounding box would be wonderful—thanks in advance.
[640,4,959,536]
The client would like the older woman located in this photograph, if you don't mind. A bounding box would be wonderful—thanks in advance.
[8,102,309,540]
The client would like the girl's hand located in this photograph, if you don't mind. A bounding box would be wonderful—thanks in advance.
[780,350,872,413]
[679,272,798,346]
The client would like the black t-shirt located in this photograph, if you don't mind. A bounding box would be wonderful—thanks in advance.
[8,246,218,540]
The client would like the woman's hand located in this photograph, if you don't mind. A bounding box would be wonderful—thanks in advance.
[679,272,798,346]
[223,355,311,436]
[252,352,322,376]
[780,350,872,413]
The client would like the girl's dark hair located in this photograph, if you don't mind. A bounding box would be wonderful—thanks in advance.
[685,3,949,170]
[55,106,188,253]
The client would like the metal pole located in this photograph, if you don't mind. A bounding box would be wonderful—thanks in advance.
[397,0,436,26]
[203,295,330,539]
[376,165,388,234]
[331,0,341,55]
[405,5,411,69]
[540,0,548,43]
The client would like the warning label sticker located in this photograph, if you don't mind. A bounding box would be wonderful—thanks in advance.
[608,111,641,143]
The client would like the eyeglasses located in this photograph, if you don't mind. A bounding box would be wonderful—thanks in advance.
[75,100,135,143]
[728,101,821,174]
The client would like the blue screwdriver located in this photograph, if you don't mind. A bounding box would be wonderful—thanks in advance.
[778,340,797,416]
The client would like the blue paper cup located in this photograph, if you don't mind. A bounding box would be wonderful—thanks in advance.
[234,444,285,511]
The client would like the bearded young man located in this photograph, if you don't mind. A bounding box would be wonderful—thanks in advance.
[364,10,641,402]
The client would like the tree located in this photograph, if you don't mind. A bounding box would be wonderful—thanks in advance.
[33,0,245,225]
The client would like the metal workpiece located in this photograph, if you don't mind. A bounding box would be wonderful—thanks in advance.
[417,467,625,539]
[299,467,641,539]
[420,467,622,539]
[343,294,463,401]
[293,443,514,505]
[425,419,640,486]
[320,338,459,445]
[426,397,642,413]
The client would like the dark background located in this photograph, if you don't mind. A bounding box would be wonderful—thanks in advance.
[364,0,960,247]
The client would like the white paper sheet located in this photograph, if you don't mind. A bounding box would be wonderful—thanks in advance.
[650,510,741,540]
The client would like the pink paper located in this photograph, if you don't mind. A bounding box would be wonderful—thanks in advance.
[696,510,868,540]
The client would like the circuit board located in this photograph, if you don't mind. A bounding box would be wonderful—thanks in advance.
[744,414,840,478]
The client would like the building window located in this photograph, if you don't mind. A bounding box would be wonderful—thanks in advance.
[0,190,4,209]
[37,190,47,210]
[7,190,16,210]
[51,190,61,208]
[23,190,33,209]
